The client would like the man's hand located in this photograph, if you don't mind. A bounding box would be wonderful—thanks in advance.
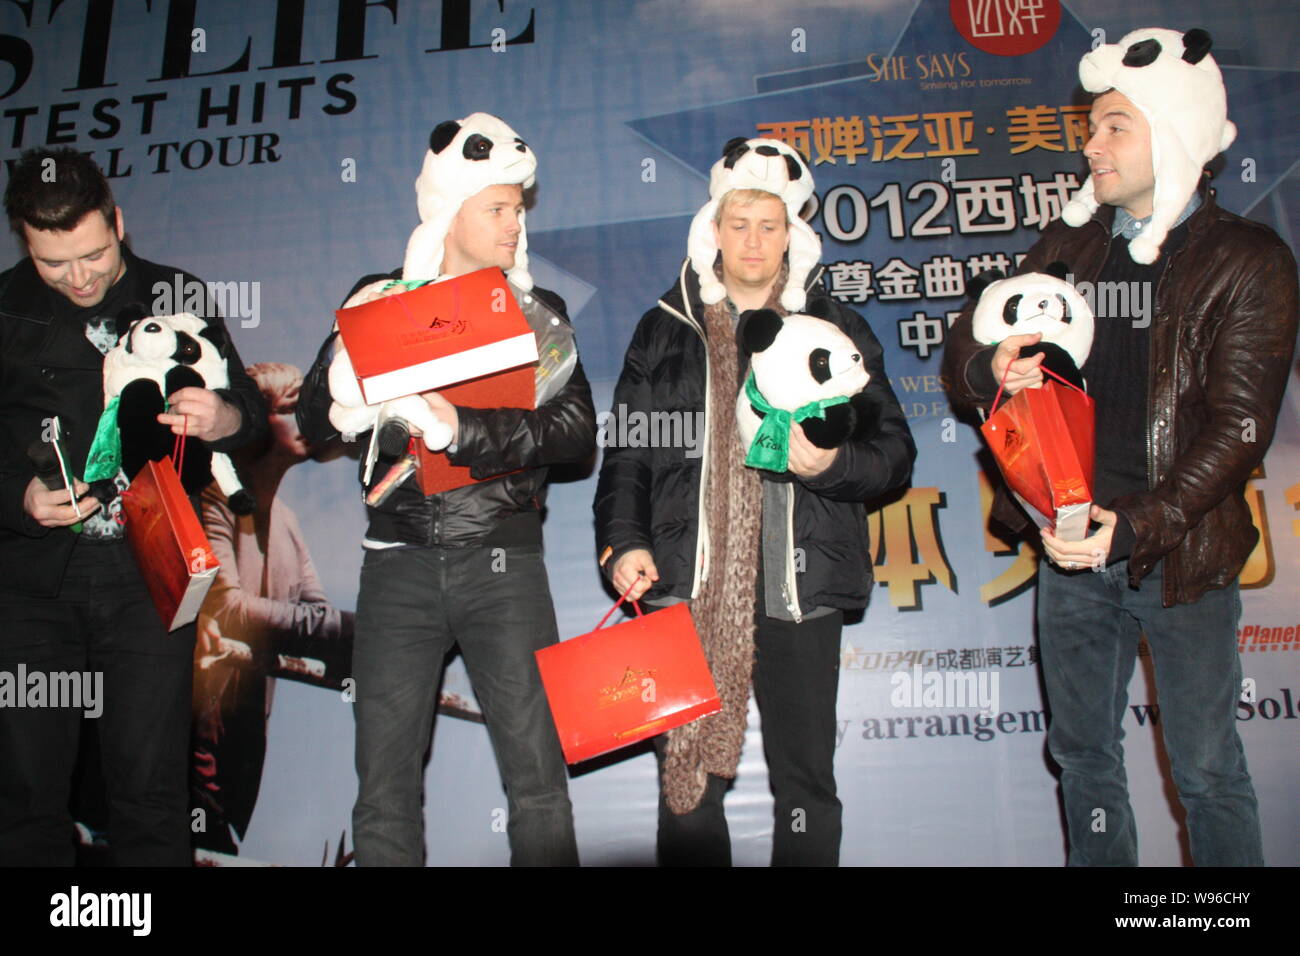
[195,614,226,664]
[23,476,102,527]
[158,387,242,442]
[990,332,1046,397]
[611,548,659,601]
[420,391,460,444]
[788,422,838,478]
[1041,505,1117,571]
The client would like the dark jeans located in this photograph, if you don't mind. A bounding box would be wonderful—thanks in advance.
[656,610,844,867]
[1037,559,1263,866]
[0,539,195,866]
[351,544,578,866]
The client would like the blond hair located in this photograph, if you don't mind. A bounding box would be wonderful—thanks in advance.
[713,188,790,226]
[245,362,303,414]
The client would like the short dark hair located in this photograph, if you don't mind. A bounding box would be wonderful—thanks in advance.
[4,148,116,237]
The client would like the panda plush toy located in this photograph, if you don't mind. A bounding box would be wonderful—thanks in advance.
[91,309,254,514]
[736,307,881,472]
[970,262,1095,392]
[327,112,538,466]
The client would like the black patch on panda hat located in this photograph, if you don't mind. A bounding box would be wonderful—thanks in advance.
[429,121,460,155]
[1182,28,1212,64]
[462,134,493,161]
[738,308,783,353]
[513,137,528,153]
[722,138,750,169]
[1045,261,1069,281]
[1122,38,1161,67]
[783,154,802,182]
[755,145,779,156]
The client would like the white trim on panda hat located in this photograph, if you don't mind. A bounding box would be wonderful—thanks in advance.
[1060,27,1235,264]
[687,137,820,312]
[401,112,537,286]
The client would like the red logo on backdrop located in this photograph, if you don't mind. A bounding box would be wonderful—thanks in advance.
[950,0,1061,57]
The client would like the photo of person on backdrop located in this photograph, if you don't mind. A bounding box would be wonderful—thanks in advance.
[593,137,915,866]
[191,361,355,858]
[0,147,266,866]
[297,112,596,866]
[942,27,1298,865]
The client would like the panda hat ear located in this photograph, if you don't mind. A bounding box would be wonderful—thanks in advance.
[967,269,1007,302]
[738,309,783,353]
[1044,261,1070,281]
[803,297,831,321]
[1182,27,1212,64]
[115,304,148,347]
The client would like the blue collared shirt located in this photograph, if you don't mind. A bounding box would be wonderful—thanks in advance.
[1112,192,1202,239]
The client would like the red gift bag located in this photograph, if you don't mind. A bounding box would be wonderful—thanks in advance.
[980,365,1095,541]
[121,434,219,631]
[535,588,721,764]
[335,267,538,405]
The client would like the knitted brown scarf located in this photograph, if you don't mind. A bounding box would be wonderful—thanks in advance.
[661,273,787,815]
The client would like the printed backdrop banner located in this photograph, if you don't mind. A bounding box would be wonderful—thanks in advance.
[2,0,1295,866]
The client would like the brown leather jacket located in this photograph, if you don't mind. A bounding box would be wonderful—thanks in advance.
[942,179,1298,607]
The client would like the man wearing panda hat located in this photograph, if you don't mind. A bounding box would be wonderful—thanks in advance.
[298,113,593,866]
[594,138,914,865]
[943,28,1297,865]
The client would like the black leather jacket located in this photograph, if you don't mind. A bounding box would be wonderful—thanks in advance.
[297,274,596,548]
[943,179,1299,607]
[593,260,915,618]
[0,246,267,597]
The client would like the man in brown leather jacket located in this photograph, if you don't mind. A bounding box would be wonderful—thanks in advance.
[943,28,1297,865]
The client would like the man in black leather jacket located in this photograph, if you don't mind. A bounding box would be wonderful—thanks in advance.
[0,148,266,865]
[297,114,593,866]
[943,29,1296,865]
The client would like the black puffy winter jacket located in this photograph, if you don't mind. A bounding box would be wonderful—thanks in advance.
[593,260,915,620]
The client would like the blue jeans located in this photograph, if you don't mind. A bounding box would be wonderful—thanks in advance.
[351,544,577,866]
[1037,559,1263,866]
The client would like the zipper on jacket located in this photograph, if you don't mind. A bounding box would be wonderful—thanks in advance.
[1145,211,1193,602]
[783,483,803,622]
[657,261,712,599]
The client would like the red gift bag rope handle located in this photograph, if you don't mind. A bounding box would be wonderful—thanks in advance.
[990,356,1086,414]
[171,414,188,475]
[118,414,188,516]
[594,579,647,631]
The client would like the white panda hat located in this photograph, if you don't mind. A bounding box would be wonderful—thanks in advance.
[687,137,820,312]
[1060,27,1235,264]
[401,112,537,286]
